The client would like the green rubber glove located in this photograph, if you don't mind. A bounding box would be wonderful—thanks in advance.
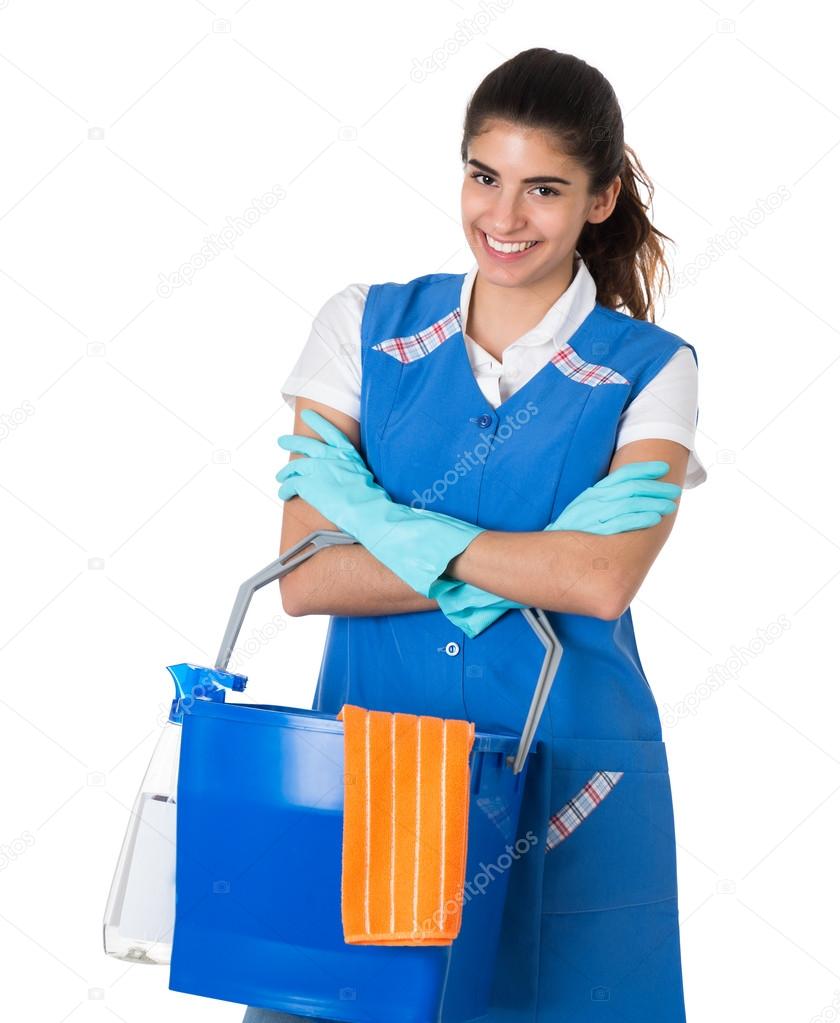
[428,461,682,638]
[276,409,486,598]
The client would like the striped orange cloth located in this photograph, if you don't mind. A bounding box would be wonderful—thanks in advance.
[336,704,476,945]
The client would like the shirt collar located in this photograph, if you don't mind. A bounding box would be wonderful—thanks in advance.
[458,250,597,367]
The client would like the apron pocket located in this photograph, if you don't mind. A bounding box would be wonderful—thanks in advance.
[541,738,679,915]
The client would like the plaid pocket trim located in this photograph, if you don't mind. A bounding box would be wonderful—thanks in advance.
[371,309,461,363]
[373,308,629,386]
[545,770,624,852]
[549,346,629,386]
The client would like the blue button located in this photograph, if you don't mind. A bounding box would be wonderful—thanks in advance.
[476,414,492,428]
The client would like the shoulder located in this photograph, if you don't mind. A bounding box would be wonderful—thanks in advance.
[596,304,699,365]
[653,344,698,380]
[313,282,370,327]
[631,346,698,405]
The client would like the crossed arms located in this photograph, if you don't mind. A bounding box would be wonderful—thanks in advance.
[278,396,690,621]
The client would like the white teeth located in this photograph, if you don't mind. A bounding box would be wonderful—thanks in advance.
[484,232,538,254]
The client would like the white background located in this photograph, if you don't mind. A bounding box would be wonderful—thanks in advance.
[0,1,836,1021]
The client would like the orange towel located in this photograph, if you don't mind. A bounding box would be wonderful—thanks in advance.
[336,704,476,945]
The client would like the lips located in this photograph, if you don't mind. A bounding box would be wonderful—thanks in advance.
[483,231,538,250]
[479,229,543,260]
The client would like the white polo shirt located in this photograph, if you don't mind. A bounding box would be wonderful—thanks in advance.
[281,256,708,488]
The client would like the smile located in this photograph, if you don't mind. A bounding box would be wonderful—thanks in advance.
[483,231,540,253]
[480,230,543,261]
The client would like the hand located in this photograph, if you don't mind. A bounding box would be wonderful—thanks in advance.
[276,410,485,598]
[432,461,682,637]
[276,409,385,514]
[548,461,681,535]
[277,408,379,509]
[278,408,371,474]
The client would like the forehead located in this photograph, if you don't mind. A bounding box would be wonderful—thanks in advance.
[468,122,578,173]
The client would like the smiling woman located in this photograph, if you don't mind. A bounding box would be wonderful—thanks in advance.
[463,148,610,274]
[253,46,708,1023]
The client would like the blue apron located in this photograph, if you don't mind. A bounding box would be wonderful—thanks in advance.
[310,272,695,1022]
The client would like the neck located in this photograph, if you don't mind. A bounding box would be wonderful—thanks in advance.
[465,254,577,357]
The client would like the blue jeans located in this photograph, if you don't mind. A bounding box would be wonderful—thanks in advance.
[241,1009,333,1022]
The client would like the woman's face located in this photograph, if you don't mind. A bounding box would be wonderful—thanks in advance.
[461,120,618,288]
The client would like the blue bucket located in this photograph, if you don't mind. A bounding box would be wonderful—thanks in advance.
[169,530,562,1023]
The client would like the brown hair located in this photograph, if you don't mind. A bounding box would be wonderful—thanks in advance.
[460,48,672,321]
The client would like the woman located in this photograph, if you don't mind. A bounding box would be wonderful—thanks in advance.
[245,47,707,1023]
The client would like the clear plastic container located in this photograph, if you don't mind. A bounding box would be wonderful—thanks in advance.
[102,663,247,965]
[103,722,180,963]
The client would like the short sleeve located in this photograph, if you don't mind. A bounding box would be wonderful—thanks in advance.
[614,346,708,488]
[281,283,369,422]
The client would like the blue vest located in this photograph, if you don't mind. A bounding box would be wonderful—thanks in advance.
[310,271,694,1021]
[311,270,696,748]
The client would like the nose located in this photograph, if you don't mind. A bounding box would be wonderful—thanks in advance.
[490,195,527,236]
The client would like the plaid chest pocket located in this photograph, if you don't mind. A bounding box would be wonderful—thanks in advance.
[542,747,679,915]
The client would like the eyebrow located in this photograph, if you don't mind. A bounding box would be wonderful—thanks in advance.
[466,158,573,186]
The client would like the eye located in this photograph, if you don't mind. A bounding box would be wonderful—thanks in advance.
[469,172,560,198]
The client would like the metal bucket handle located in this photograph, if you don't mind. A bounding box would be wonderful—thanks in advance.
[215,529,562,774]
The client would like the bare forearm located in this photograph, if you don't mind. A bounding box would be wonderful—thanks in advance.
[279,497,436,617]
[282,488,619,620]
[286,520,620,620]
[283,541,439,616]
[445,529,624,618]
